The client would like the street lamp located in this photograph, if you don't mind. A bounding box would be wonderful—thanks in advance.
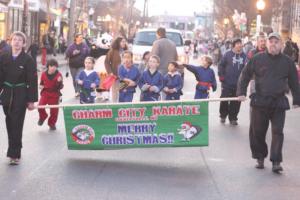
[223,18,229,26]
[256,0,266,35]
[223,18,229,38]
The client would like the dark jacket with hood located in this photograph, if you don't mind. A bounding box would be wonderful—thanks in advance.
[218,50,247,89]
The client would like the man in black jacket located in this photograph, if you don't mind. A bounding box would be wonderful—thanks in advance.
[0,31,38,165]
[237,32,300,173]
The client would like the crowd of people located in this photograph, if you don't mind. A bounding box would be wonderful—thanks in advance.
[0,28,300,175]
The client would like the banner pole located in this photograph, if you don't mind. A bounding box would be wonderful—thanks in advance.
[35,97,245,109]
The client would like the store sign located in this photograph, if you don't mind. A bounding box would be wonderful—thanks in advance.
[8,0,39,12]
[0,2,8,12]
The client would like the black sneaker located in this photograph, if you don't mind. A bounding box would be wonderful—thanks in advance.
[230,120,238,125]
[272,162,283,173]
[49,126,56,131]
[38,119,44,126]
[255,159,264,169]
[220,118,226,123]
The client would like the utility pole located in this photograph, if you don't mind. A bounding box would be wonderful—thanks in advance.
[22,0,28,34]
[142,0,148,27]
[68,0,76,46]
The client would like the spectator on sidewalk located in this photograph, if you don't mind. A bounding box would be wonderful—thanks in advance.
[41,30,56,65]
[104,36,128,102]
[27,39,39,69]
[0,38,11,55]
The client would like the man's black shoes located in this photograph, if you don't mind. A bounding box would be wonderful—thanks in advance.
[255,159,264,169]
[230,120,238,125]
[272,162,283,173]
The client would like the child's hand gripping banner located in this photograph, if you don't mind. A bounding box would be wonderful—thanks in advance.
[63,101,208,150]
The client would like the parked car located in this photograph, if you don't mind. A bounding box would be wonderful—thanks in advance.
[132,28,187,64]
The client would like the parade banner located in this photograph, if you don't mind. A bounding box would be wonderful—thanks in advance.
[63,101,208,150]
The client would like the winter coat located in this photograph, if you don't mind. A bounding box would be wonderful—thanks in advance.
[218,50,246,89]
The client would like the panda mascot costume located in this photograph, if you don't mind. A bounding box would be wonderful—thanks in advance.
[93,33,113,101]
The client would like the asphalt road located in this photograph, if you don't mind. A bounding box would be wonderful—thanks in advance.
[0,55,299,200]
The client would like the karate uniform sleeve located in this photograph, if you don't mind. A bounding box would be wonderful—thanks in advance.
[236,58,254,96]
[56,72,64,89]
[76,71,83,82]
[94,72,100,87]
[26,56,38,102]
[156,73,164,92]
[184,64,198,75]
[138,72,148,91]
[133,68,140,83]
[118,65,125,81]
[287,61,300,105]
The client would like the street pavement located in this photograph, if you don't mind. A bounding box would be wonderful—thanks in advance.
[0,55,300,200]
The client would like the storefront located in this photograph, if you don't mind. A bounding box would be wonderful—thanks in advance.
[0,2,8,40]
[7,0,39,43]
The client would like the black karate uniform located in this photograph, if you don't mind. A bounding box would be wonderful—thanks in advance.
[237,52,300,162]
[0,51,38,159]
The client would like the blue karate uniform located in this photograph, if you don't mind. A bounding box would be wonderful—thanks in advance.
[185,64,217,99]
[139,70,163,101]
[76,70,100,103]
[118,64,140,102]
[163,72,183,100]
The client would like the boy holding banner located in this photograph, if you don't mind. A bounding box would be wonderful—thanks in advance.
[118,51,140,102]
[139,55,164,101]
[163,61,183,100]
[77,57,100,104]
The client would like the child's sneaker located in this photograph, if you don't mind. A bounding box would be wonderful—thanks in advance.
[49,125,56,131]
[9,158,20,165]
[38,119,45,126]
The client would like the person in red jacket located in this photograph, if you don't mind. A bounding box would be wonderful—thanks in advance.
[38,59,63,130]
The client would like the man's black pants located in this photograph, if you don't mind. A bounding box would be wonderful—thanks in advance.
[3,105,26,159]
[250,106,285,162]
[219,87,241,121]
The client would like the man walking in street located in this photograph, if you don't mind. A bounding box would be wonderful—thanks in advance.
[151,27,178,76]
[218,38,247,125]
[237,32,300,173]
[0,31,38,165]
